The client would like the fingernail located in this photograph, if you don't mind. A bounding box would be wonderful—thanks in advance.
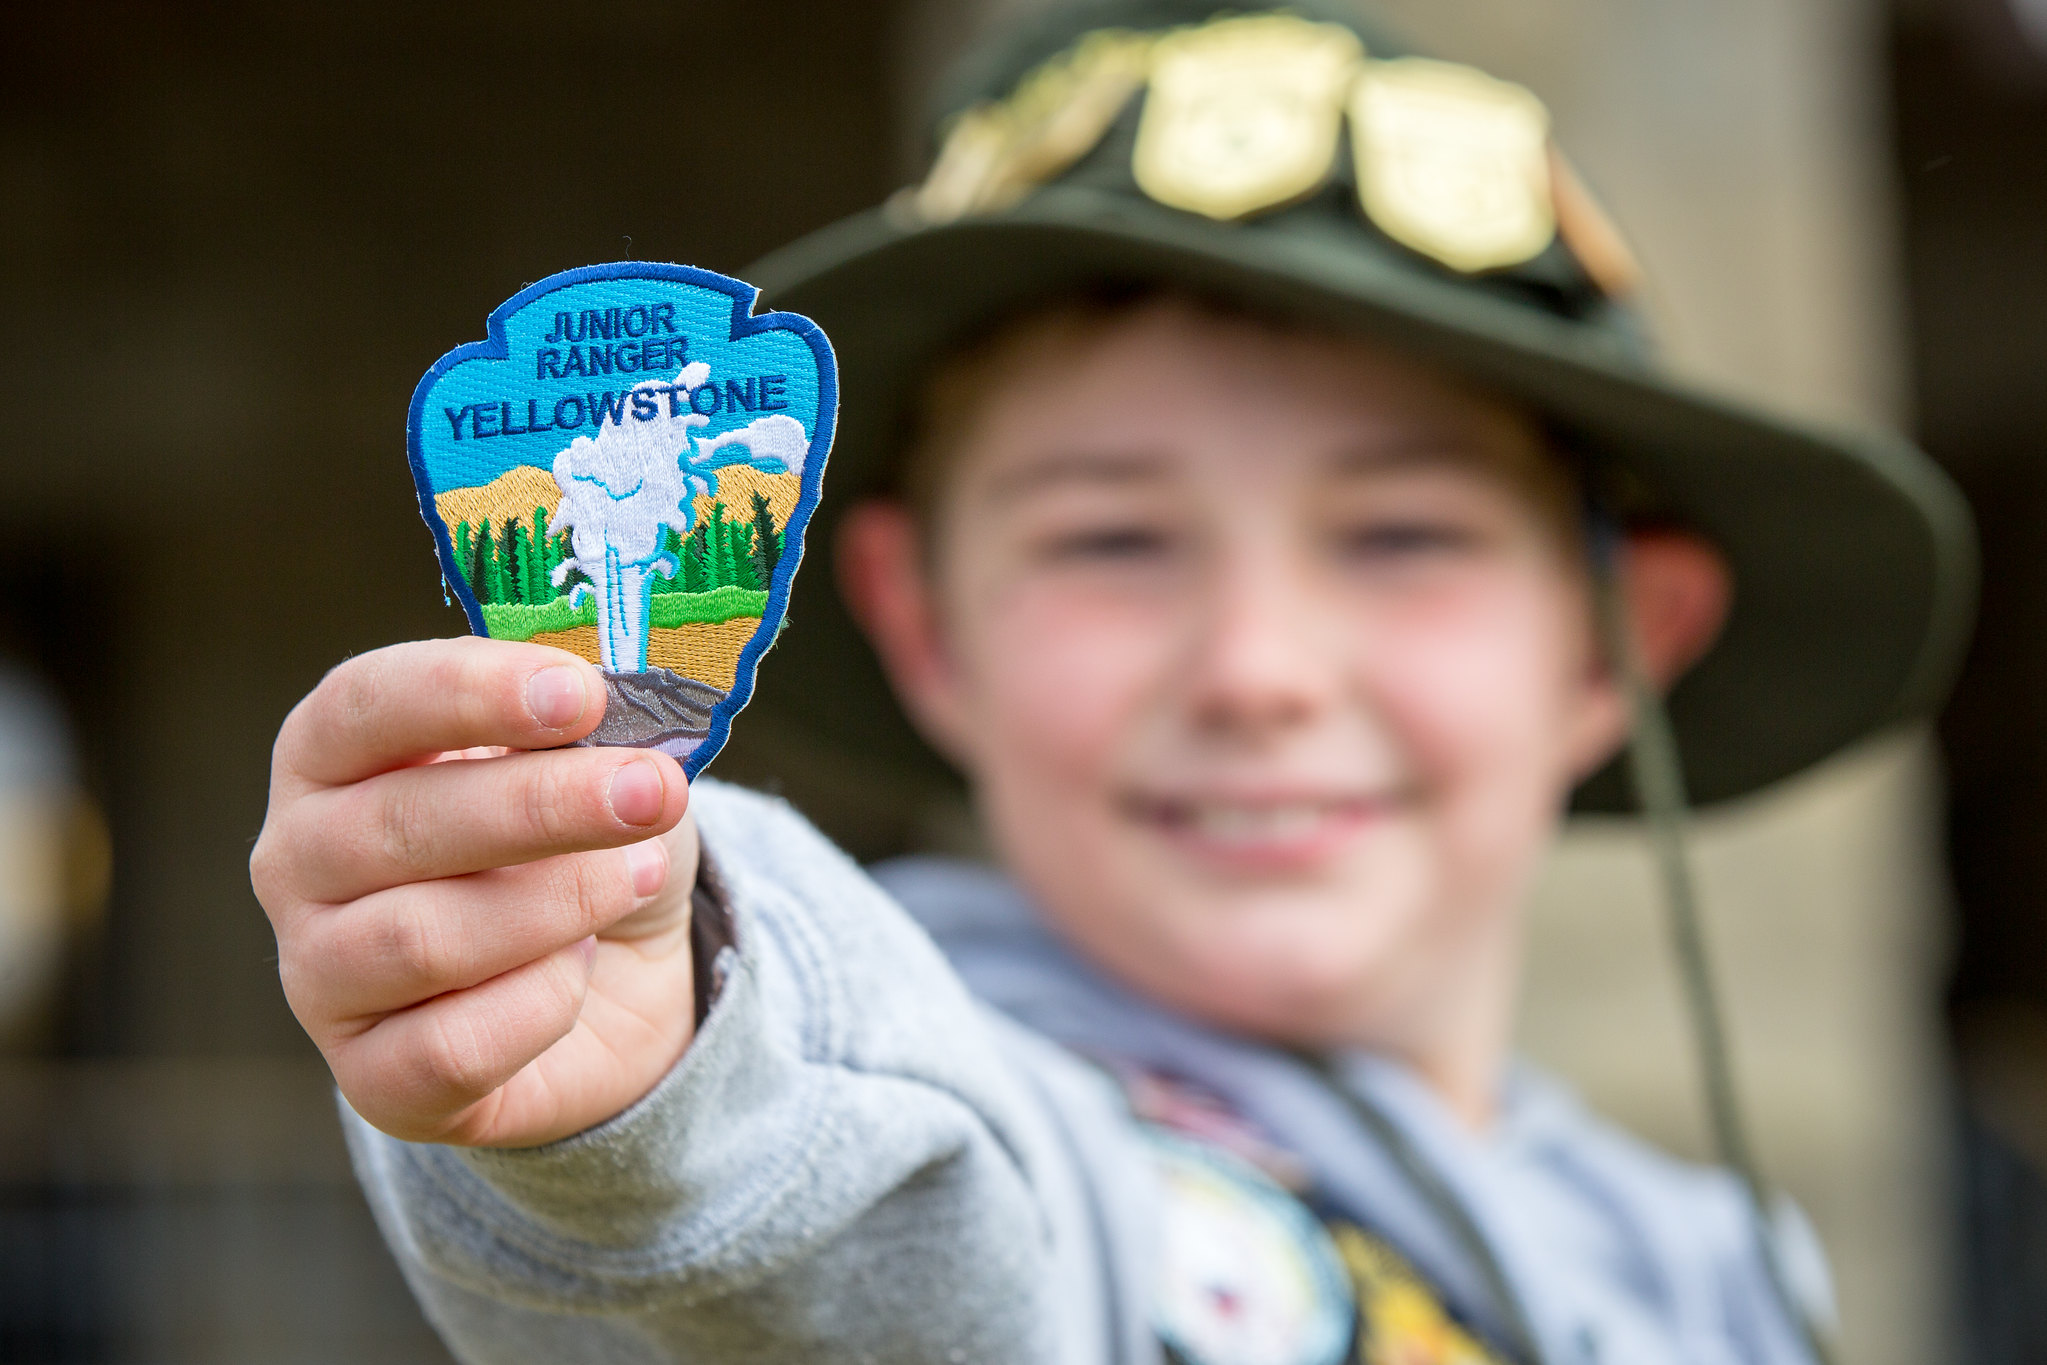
[623,839,668,898]
[528,666,588,730]
[609,760,666,827]
[576,935,598,968]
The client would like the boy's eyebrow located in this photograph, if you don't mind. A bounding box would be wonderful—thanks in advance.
[1328,437,1487,474]
[982,450,1171,500]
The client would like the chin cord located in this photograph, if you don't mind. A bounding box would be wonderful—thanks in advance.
[1292,1045,1549,1365]
[1588,518,1841,1365]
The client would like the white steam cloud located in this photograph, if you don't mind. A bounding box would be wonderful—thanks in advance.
[549,364,806,674]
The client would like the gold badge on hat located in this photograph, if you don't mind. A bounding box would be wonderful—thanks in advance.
[1349,58,1556,273]
[912,29,1155,224]
[912,105,1014,224]
[1132,14,1364,221]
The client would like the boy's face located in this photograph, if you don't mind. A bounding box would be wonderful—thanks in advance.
[843,300,1693,1054]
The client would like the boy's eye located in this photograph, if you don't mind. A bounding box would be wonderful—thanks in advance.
[1334,519,1483,561]
[1038,524,1175,562]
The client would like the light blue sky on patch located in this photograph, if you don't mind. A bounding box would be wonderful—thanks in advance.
[419,276,822,495]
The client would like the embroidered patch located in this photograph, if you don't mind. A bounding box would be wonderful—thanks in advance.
[407,263,835,777]
[1145,1127,1353,1365]
[1330,1222,1509,1365]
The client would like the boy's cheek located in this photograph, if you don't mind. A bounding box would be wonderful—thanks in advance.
[958,592,1172,765]
[1368,595,1589,767]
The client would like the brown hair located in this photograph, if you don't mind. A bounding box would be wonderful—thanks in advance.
[896,287,1589,551]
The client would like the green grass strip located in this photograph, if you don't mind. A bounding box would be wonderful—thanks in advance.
[651,585,768,626]
[481,586,768,642]
[480,597,593,640]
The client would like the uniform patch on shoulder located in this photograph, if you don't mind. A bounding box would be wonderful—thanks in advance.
[1331,1222,1510,1365]
[1145,1127,1354,1365]
[407,263,835,777]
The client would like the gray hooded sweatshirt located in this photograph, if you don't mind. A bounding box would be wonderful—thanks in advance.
[344,779,1825,1365]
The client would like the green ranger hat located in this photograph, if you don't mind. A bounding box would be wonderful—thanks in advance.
[734,0,1976,837]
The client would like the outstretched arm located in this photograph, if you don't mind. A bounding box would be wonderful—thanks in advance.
[253,639,1142,1364]
[343,782,1137,1364]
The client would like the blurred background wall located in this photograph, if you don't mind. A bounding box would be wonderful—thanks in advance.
[2,2,2043,1361]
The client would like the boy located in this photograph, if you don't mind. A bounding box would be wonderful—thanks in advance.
[250,3,1973,1363]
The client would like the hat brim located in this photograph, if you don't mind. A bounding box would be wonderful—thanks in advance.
[730,185,1974,831]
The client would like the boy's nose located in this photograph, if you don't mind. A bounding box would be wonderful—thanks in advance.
[1180,554,1342,740]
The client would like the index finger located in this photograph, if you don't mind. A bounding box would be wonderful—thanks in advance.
[278,637,607,791]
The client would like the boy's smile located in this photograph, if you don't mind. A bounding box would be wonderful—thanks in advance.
[1121,786,1414,874]
[839,296,1726,1121]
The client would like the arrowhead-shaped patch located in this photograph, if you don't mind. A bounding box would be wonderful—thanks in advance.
[407,262,836,777]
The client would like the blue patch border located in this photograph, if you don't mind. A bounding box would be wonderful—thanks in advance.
[405,260,838,778]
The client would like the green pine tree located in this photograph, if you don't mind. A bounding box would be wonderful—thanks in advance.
[502,517,526,605]
[492,521,514,604]
[750,491,780,588]
[509,519,527,605]
[729,519,760,591]
[517,513,533,603]
[687,522,710,591]
[708,502,730,586]
[453,521,474,594]
[474,518,497,604]
[527,508,548,602]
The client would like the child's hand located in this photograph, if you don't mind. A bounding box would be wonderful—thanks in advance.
[251,637,698,1148]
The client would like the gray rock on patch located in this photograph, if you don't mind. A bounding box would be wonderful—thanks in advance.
[579,668,726,749]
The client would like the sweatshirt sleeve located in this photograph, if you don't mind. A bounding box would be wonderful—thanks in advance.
[342,779,1145,1365]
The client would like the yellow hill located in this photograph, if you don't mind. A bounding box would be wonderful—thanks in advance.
[436,462,802,538]
[695,466,801,529]
[436,465,561,533]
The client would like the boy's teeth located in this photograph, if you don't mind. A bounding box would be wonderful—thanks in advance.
[1186,803,1329,841]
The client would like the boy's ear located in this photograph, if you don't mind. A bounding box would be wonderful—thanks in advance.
[1569,528,1730,781]
[834,500,975,768]
[1623,528,1732,689]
